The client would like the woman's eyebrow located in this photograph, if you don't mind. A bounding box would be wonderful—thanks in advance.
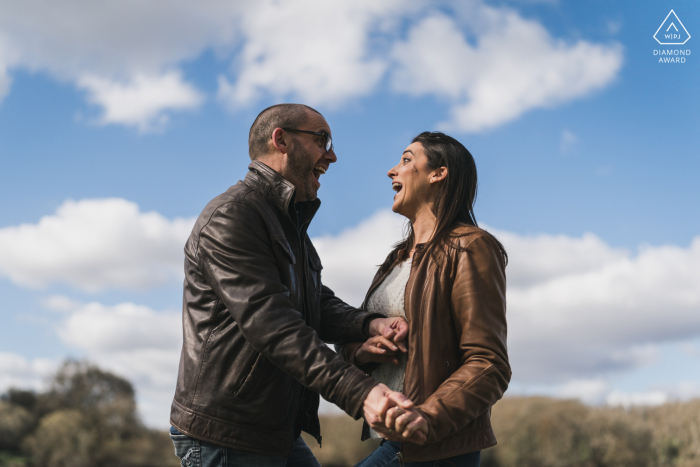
[402,150,414,155]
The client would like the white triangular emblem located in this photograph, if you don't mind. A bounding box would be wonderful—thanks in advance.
[654,10,691,45]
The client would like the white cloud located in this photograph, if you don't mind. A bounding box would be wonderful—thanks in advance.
[57,301,181,353]
[5,207,699,424]
[48,297,182,427]
[390,7,623,132]
[0,353,58,393]
[0,198,194,291]
[0,36,16,101]
[78,72,204,132]
[313,211,700,385]
[0,1,244,129]
[312,210,406,306]
[217,0,413,109]
[606,390,668,408]
[557,379,610,405]
[0,1,622,132]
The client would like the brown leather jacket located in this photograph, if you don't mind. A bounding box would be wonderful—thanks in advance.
[342,225,510,461]
[170,161,381,456]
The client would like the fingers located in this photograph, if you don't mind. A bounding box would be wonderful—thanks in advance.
[369,336,399,353]
[401,414,429,445]
[387,390,414,410]
[384,406,404,431]
[392,319,409,352]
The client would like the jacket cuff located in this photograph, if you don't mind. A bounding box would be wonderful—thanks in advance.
[361,313,385,339]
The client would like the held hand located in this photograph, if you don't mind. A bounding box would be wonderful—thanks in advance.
[362,384,414,433]
[354,336,401,365]
[368,317,408,353]
[382,406,429,445]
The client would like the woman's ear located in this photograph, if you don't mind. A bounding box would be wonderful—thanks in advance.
[430,167,448,184]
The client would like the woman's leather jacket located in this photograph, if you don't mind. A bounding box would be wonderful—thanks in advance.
[343,225,511,461]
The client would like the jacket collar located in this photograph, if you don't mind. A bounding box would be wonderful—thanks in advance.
[244,160,321,227]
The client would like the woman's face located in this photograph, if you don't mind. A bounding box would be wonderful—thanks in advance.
[387,142,436,218]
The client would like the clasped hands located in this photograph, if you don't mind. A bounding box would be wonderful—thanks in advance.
[361,317,429,444]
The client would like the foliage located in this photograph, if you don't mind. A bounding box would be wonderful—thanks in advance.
[0,360,178,467]
[0,402,34,452]
[3,362,700,467]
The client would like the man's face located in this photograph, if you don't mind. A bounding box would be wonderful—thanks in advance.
[282,111,337,202]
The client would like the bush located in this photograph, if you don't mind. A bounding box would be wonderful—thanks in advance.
[0,402,34,452]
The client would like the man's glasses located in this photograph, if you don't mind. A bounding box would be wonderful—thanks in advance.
[282,128,333,153]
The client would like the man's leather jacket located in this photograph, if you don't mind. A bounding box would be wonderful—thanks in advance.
[343,226,511,461]
[170,161,380,456]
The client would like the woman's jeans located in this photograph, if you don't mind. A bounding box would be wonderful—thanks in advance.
[354,440,480,467]
[170,427,321,467]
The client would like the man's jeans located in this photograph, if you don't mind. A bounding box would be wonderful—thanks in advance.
[170,427,321,467]
[353,440,480,467]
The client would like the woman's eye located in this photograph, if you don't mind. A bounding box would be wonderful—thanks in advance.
[403,158,410,163]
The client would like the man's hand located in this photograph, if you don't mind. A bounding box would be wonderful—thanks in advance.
[368,317,408,353]
[363,384,413,434]
[354,336,401,365]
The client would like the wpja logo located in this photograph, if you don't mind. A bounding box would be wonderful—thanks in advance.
[653,10,690,45]
[653,10,691,64]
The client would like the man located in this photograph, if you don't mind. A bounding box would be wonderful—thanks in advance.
[169,104,425,467]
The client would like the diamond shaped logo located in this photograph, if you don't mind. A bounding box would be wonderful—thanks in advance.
[654,10,691,45]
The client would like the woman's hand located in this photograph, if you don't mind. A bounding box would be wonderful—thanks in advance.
[354,336,402,365]
[368,317,408,353]
[380,406,429,445]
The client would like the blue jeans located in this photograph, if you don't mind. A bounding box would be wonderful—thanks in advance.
[353,440,480,467]
[170,427,320,467]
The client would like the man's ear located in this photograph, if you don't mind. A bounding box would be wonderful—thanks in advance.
[430,167,448,184]
[271,127,290,155]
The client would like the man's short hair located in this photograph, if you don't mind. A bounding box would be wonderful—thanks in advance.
[248,104,322,160]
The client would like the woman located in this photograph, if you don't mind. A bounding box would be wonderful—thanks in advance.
[341,132,510,467]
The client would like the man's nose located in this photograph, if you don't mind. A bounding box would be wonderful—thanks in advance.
[326,148,337,163]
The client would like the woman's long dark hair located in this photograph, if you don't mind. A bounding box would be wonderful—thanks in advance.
[390,131,507,267]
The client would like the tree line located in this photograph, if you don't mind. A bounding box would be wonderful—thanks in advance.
[0,360,177,467]
[2,361,698,467]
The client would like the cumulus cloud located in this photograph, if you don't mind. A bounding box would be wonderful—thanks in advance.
[0,198,194,291]
[312,210,406,306]
[0,0,622,132]
[0,1,243,130]
[606,390,668,408]
[390,6,623,131]
[8,207,699,423]
[78,72,204,132]
[313,211,700,387]
[0,353,58,393]
[217,0,412,108]
[47,297,182,427]
[57,300,181,353]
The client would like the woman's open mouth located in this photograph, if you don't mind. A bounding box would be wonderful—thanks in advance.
[392,182,403,192]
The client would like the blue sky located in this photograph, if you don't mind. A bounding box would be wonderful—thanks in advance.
[0,0,699,426]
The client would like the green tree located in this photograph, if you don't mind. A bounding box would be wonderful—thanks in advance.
[20,360,178,467]
[0,402,34,452]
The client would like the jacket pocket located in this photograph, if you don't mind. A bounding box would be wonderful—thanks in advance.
[308,255,323,294]
[272,236,296,264]
[235,353,270,401]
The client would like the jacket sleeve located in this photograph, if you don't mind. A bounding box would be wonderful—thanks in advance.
[318,284,383,344]
[196,201,378,419]
[417,233,511,443]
